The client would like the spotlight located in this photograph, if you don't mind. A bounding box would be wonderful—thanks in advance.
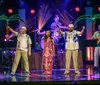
[8,9,13,14]
[75,7,80,12]
[98,7,100,12]
[30,9,35,14]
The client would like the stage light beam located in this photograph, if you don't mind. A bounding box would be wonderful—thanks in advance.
[38,5,51,30]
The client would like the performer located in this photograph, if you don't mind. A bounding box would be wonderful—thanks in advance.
[58,24,85,75]
[92,25,100,73]
[51,14,68,45]
[6,25,32,76]
[42,30,55,75]
[51,15,68,30]
[51,15,62,31]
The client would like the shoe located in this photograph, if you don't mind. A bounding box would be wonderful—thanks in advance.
[11,72,15,76]
[64,71,69,75]
[75,71,80,75]
[23,72,30,77]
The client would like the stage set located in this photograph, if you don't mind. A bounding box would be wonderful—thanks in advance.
[0,0,100,85]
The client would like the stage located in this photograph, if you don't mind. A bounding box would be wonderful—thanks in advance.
[0,0,100,85]
[0,51,98,85]
[0,65,100,85]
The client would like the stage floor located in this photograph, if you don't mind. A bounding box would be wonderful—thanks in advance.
[0,65,100,83]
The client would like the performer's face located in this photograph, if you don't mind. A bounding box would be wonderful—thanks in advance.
[54,17,59,22]
[69,27,74,32]
[20,28,27,34]
[46,30,50,36]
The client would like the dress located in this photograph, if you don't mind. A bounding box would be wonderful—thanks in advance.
[43,38,55,74]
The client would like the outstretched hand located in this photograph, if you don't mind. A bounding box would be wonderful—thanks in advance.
[82,26,85,30]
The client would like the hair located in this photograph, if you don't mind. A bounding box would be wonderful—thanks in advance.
[43,30,53,42]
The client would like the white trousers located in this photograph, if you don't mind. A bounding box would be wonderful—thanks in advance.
[94,47,100,67]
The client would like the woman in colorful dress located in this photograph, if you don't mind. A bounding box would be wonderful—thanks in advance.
[42,30,55,75]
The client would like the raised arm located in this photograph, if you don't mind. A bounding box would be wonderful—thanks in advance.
[6,25,17,35]
[57,26,64,35]
[79,26,85,35]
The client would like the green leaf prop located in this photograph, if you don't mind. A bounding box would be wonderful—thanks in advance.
[0,14,25,24]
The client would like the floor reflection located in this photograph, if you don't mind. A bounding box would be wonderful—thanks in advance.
[0,65,100,82]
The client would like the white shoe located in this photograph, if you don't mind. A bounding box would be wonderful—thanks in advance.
[75,71,80,75]
[24,72,30,77]
[64,71,69,75]
[11,72,15,76]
